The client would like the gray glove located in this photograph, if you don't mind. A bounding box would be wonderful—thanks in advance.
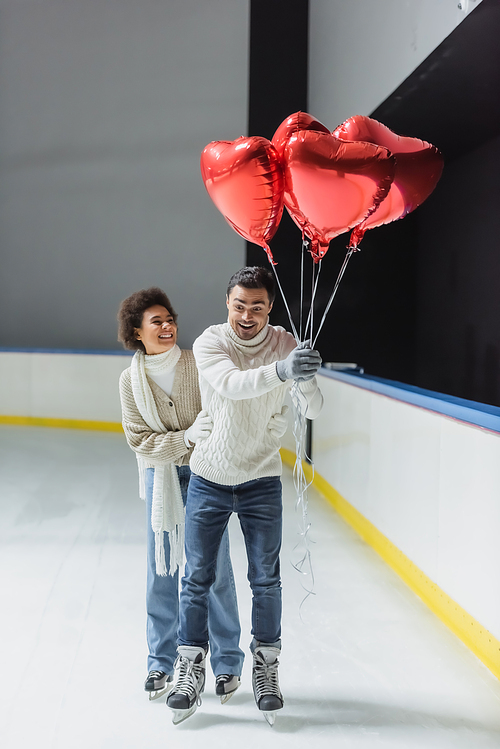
[184,410,213,446]
[276,341,322,382]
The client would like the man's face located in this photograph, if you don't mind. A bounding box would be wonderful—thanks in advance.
[226,284,273,340]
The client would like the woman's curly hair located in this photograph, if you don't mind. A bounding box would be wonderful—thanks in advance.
[117,287,178,352]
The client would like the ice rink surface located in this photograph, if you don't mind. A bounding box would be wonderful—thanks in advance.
[1,425,500,749]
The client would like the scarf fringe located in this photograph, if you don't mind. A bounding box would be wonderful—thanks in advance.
[151,464,165,533]
[154,526,185,577]
[169,524,185,577]
[155,530,168,576]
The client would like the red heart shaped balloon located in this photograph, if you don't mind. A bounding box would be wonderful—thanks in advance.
[283,130,396,260]
[334,116,444,246]
[272,111,330,161]
[200,136,284,263]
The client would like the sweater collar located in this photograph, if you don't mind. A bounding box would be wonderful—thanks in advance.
[223,320,270,353]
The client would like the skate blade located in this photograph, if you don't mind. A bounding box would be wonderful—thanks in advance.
[219,682,240,705]
[170,704,198,725]
[263,710,277,727]
[148,683,173,701]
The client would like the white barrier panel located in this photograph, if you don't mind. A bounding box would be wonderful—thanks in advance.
[313,372,500,643]
[0,351,132,423]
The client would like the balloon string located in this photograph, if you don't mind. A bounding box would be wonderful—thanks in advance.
[270,262,300,343]
[290,381,316,613]
[310,263,315,342]
[299,238,306,341]
[304,259,322,344]
[312,247,356,349]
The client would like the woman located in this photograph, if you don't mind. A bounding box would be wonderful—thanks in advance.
[117,287,244,703]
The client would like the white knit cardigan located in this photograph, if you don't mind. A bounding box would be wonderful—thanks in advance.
[119,349,201,574]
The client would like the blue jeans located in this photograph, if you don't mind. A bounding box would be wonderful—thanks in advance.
[146,466,244,676]
[179,474,283,650]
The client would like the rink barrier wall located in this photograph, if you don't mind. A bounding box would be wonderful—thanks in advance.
[0,349,131,424]
[280,448,500,682]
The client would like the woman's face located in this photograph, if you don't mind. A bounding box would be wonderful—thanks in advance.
[135,304,178,355]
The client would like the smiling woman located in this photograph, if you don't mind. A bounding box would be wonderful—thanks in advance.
[135,305,178,356]
[116,286,244,702]
[117,288,179,356]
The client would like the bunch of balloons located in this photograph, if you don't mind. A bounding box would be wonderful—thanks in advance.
[201,111,443,348]
[200,111,443,264]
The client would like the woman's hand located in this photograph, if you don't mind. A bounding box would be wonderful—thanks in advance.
[267,405,289,439]
[185,410,213,446]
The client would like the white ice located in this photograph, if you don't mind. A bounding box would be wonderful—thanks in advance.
[1,426,499,748]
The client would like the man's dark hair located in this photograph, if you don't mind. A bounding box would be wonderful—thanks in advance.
[117,287,177,352]
[226,266,276,304]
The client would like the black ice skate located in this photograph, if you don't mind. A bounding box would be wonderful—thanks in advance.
[215,674,241,704]
[166,646,206,725]
[144,670,173,701]
[252,646,284,726]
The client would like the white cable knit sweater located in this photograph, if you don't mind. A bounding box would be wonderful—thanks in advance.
[190,321,323,486]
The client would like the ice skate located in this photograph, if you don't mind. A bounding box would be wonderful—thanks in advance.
[166,646,206,725]
[252,646,284,726]
[215,674,241,704]
[144,669,173,701]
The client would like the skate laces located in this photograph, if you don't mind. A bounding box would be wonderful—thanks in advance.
[253,651,281,699]
[216,674,232,685]
[174,655,205,701]
[148,670,165,679]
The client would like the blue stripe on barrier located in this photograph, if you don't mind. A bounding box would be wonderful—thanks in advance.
[319,368,500,434]
[0,347,133,356]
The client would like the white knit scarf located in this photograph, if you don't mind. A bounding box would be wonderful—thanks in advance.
[131,345,184,576]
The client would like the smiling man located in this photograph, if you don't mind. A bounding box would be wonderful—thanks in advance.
[167,267,323,725]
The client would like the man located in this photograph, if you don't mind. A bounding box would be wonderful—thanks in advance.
[167,266,323,725]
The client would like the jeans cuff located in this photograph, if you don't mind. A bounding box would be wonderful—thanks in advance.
[250,637,281,652]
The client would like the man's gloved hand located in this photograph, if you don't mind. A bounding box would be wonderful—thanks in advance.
[267,405,289,439]
[185,410,213,446]
[276,341,322,382]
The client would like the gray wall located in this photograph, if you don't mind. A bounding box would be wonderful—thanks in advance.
[0,0,249,351]
[309,0,482,131]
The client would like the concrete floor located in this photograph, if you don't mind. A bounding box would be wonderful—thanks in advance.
[1,425,500,749]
